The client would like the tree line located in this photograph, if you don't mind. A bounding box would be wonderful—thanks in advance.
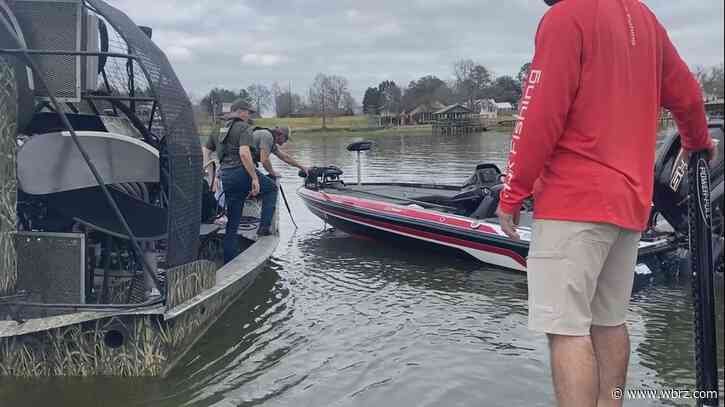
[362,60,531,115]
[694,62,724,100]
[199,73,356,124]
[198,60,722,122]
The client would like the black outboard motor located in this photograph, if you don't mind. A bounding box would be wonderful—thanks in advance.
[653,121,724,273]
[300,166,344,189]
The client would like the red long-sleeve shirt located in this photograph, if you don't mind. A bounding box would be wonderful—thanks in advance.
[499,0,714,231]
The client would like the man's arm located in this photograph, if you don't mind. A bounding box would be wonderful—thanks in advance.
[236,124,260,195]
[658,23,714,155]
[259,147,277,178]
[274,149,307,173]
[498,8,583,215]
[239,145,260,195]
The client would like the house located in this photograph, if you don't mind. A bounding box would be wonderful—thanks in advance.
[432,103,485,135]
[476,99,498,119]
[474,99,517,118]
[408,100,446,124]
[433,103,474,120]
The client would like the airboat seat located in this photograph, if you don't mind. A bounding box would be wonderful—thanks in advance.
[17,131,160,195]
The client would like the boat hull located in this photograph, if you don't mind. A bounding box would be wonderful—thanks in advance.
[299,186,675,272]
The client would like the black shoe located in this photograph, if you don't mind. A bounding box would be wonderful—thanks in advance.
[257,226,272,236]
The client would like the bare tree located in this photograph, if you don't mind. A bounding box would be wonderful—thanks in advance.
[343,92,357,115]
[246,83,272,115]
[453,59,492,108]
[308,73,351,127]
[692,63,724,99]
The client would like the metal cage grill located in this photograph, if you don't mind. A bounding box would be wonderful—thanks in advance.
[86,0,201,268]
[12,0,82,101]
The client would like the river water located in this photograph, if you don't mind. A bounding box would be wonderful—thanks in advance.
[0,129,723,406]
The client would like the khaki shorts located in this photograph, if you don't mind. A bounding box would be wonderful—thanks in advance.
[527,220,641,336]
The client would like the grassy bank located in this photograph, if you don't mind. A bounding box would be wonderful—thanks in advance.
[198,115,370,137]
[255,116,369,130]
[198,125,434,145]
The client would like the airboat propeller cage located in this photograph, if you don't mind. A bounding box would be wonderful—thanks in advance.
[347,140,373,185]
[1,0,203,269]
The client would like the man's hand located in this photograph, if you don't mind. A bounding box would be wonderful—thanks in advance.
[249,178,260,197]
[496,207,521,240]
[681,142,719,163]
[300,166,309,176]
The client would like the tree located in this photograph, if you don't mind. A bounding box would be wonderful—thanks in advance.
[401,75,453,111]
[343,93,357,116]
[308,73,352,128]
[488,75,522,105]
[693,63,723,99]
[378,80,402,114]
[247,83,272,115]
[703,62,724,99]
[200,88,251,118]
[362,87,381,114]
[453,59,492,108]
[273,91,303,117]
[516,62,532,87]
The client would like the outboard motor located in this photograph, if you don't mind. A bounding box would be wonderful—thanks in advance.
[653,121,724,273]
[300,166,344,189]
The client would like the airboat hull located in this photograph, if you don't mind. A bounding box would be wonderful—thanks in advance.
[0,199,279,377]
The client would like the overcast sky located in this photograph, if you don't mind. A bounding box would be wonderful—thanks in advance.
[111,0,724,110]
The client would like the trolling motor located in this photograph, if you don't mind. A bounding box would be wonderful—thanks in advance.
[347,140,374,185]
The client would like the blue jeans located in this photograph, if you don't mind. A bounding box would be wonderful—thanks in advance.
[220,167,278,263]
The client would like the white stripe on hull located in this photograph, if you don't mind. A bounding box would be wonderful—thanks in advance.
[312,205,527,272]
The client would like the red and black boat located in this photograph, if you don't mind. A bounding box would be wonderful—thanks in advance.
[298,123,724,273]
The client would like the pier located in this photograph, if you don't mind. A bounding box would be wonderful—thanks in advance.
[431,104,487,136]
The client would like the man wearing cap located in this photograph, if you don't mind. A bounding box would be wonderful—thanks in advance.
[204,98,278,263]
[251,126,308,179]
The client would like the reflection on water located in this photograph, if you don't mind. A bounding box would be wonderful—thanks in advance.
[0,130,722,407]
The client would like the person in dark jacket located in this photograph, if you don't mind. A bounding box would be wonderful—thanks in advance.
[497,1,716,406]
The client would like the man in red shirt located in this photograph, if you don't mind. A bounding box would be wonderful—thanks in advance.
[497,0,716,406]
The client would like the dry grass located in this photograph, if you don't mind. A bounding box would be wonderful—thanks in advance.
[0,56,18,295]
[166,260,217,308]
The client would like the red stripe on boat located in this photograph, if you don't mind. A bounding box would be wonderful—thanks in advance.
[303,193,527,268]
[301,189,500,235]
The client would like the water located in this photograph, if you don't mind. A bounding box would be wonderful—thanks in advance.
[1,130,723,407]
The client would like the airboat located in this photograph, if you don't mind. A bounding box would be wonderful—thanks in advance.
[0,0,278,376]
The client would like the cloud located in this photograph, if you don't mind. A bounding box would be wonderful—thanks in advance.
[241,53,289,66]
[165,46,193,62]
[111,0,724,107]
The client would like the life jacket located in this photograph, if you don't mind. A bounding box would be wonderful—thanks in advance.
[217,118,244,164]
